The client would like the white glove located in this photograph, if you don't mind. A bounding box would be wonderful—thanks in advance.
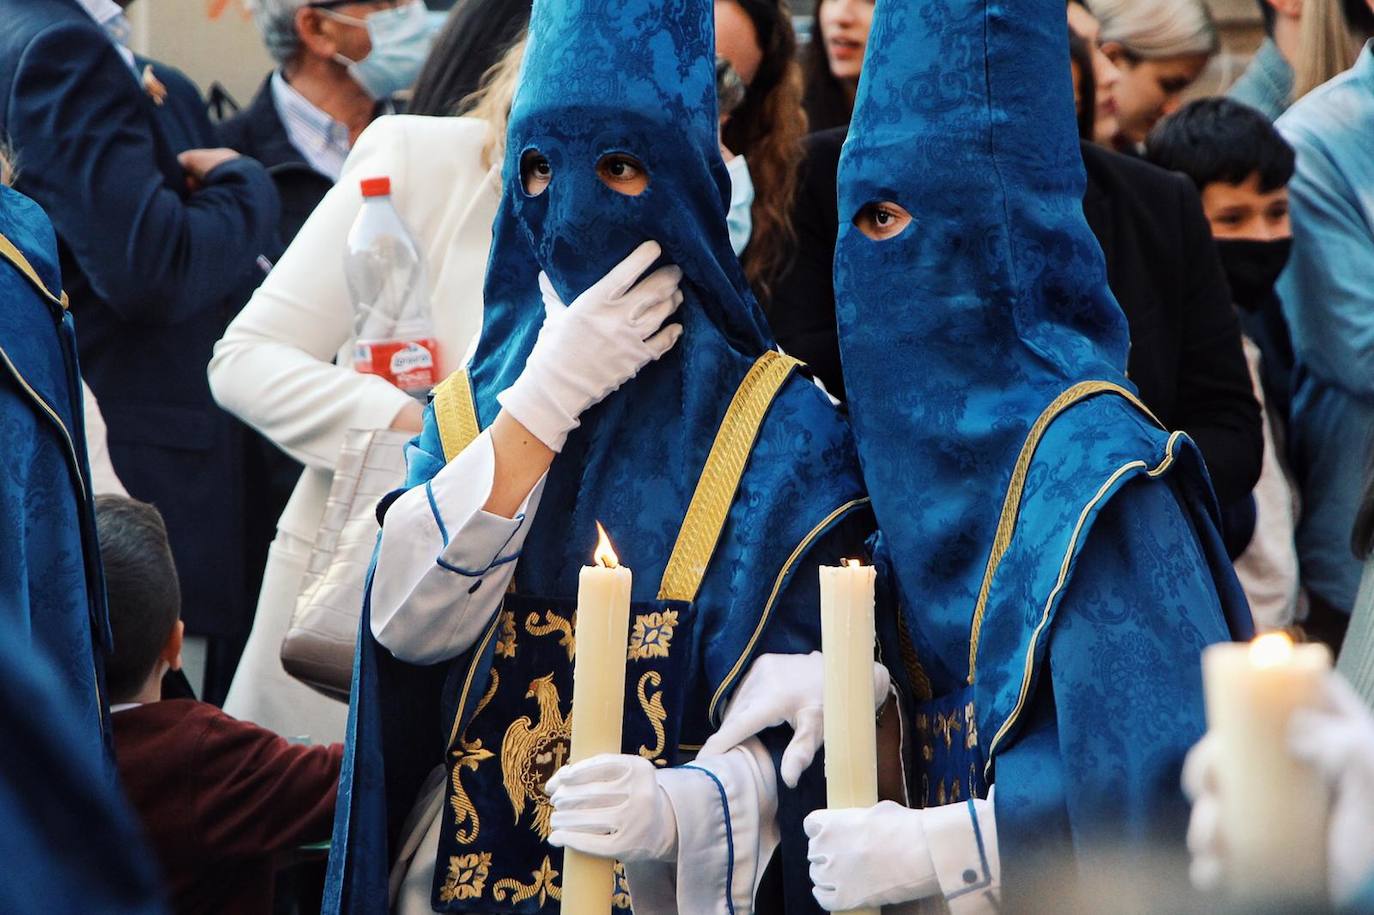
[1290,673,1374,904]
[497,240,683,452]
[1184,673,1374,905]
[804,800,939,910]
[546,753,678,863]
[697,651,891,788]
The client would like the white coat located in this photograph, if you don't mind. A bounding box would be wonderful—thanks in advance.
[208,114,501,741]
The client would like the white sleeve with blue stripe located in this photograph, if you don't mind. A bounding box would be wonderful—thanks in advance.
[624,739,779,915]
[370,428,547,665]
[924,790,1000,913]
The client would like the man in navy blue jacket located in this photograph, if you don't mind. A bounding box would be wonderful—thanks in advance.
[0,0,281,702]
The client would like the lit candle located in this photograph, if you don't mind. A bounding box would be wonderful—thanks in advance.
[1202,632,1332,901]
[560,522,633,915]
[819,559,880,915]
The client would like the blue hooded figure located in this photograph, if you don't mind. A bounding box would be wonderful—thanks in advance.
[324,0,870,912]
[828,0,1254,903]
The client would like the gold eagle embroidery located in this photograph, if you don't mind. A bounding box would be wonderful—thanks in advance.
[500,673,572,839]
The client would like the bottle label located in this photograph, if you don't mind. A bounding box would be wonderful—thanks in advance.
[354,337,440,395]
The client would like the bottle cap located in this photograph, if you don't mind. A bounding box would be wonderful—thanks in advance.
[360,176,391,198]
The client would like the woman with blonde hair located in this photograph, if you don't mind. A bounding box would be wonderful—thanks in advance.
[1093,0,1218,149]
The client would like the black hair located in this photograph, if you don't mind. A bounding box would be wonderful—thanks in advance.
[1344,0,1374,37]
[1144,97,1295,193]
[1257,0,1276,36]
[408,0,533,117]
[1068,27,1097,140]
[801,4,855,133]
[95,495,182,700]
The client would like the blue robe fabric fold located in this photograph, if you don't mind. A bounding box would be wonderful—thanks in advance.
[833,0,1252,896]
[0,184,112,769]
[325,0,871,910]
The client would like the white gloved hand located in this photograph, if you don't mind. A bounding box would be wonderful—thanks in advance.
[497,240,684,452]
[804,800,939,910]
[546,754,678,863]
[1289,673,1374,905]
[697,651,891,788]
[1184,673,1374,906]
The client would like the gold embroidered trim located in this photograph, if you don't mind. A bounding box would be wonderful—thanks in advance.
[440,852,492,902]
[447,610,504,748]
[493,855,562,905]
[636,671,668,765]
[433,369,480,463]
[982,431,1183,774]
[657,351,801,602]
[966,381,1159,682]
[707,497,872,725]
[500,672,570,839]
[450,671,500,844]
[0,231,68,310]
[627,610,678,661]
[525,609,575,661]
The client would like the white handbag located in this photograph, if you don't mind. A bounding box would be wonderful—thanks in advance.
[281,427,410,701]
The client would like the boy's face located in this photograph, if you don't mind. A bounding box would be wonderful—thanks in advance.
[1201,171,1290,241]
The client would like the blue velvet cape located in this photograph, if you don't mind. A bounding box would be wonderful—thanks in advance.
[833,0,1253,897]
[0,184,113,771]
[325,1,869,911]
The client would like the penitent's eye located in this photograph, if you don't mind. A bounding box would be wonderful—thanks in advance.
[853,200,913,241]
[596,153,650,196]
[521,149,552,196]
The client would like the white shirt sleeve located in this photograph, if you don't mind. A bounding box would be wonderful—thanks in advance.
[370,429,546,664]
[925,789,1001,914]
[623,739,779,915]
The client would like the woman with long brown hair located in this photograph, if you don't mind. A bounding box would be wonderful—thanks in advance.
[715,0,809,306]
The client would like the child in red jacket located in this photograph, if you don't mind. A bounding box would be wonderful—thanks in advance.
[97,495,342,914]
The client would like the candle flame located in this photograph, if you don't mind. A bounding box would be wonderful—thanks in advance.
[593,522,620,569]
[1250,631,1294,668]
[843,558,864,568]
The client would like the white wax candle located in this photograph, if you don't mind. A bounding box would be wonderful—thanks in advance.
[561,524,633,915]
[820,560,880,915]
[1202,633,1332,901]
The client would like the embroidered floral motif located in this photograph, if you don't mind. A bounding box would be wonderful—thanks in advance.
[493,855,563,904]
[439,852,492,902]
[525,610,575,661]
[495,611,518,659]
[934,709,963,751]
[613,862,634,909]
[451,671,500,843]
[627,610,679,661]
[636,671,668,766]
[964,701,979,749]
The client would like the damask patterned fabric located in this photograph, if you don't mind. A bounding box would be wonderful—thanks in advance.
[0,183,111,771]
[834,0,1252,896]
[325,0,870,911]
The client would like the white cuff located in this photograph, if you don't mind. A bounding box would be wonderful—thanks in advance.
[371,430,545,664]
[926,789,1000,915]
[624,741,777,915]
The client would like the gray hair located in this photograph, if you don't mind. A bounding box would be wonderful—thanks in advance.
[1092,0,1219,59]
[246,0,310,66]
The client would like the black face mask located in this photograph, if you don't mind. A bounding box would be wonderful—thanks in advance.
[1216,237,1293,311]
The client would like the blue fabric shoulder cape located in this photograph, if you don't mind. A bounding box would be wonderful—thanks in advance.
[325,0,870,910]
[0,184,111,769]
[834,0,1253,896]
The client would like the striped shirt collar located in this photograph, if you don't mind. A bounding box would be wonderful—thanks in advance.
[75,0,137,72]
[270,69,355,182]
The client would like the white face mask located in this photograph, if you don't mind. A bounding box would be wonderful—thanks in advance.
[320,1,437,100]
[725,153,755,257]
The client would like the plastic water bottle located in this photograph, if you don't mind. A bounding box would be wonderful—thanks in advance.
[345,175,439,400]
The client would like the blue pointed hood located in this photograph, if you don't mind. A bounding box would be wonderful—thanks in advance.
[835,0,1133,690]
[464,0,784,595]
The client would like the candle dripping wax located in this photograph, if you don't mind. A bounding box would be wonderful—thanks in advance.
[593,521,620,569]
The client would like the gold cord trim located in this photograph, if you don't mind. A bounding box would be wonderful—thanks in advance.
[982,432,1182,774]
[448,608,505,749]
[0,231,68,310]
[433,369,481,463]
[966,381,1158,682]
[708,497,872,725]
[658,351,800,602]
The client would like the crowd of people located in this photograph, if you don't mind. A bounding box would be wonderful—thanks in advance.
[3,0,1374,911]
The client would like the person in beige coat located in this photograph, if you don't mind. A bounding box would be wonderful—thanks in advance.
[208,112,501,741]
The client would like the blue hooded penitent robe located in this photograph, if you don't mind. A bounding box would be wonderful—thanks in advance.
[324,1,869,912]
[0,184,113,769]
[833,0,1253,898]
